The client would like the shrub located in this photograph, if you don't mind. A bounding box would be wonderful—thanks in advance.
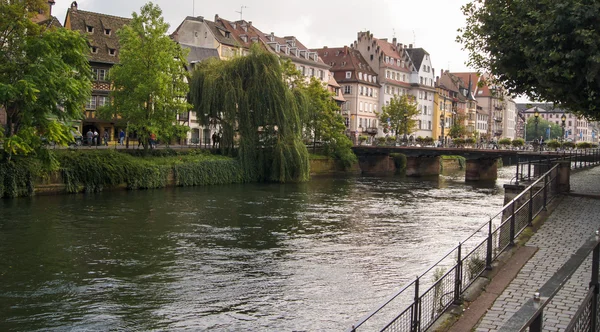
[577,142,593,149]
[465,137,476,145]
[563,141,576,149]
[498,138,511,146]
[376,137,387,146]
[512,138,525,147]
[424,137,434,145]
[416,136,424,144]
[359,135,368,143]
[453,138,465,147]
[546,139,561,150]
[389,153,407,173]
[386,136,396,143]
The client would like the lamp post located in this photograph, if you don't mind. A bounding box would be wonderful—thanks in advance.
[561,114,566,144]
[440,113,445,147]
[533,107,540,141]
[403,115,408,143]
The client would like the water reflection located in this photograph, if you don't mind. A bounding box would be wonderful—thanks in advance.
[0,168,513,331]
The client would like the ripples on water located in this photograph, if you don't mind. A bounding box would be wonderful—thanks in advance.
[0,167,515,331]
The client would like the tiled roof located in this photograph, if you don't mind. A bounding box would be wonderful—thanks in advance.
[180,44,220,64]
[37,16,62,29]
[374,39,411,72]
[65,8,131,64]
[452,72,492,98]
[313,47,378,86]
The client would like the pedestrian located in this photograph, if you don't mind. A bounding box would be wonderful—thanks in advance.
[86,129,93,146]
[211,132,217,149]
[93,130,98,146]
[119,129,125,145]
[103,131,109,146]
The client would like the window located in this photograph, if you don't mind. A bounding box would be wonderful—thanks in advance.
[85,96,97,110]
[309,68,314,77]
[346,71,351,79]
[97,69,107,81]
[397,59,401,66]
[97,96,108,107]
[358,72,363,80]
[108,48,116,56]
[360,86,364,95]
[104,29,111,36]
[385,86,390,94]
[318,70,324,80]
[428,121,432,130]
[344,86,351,94]
[91,46,98,54]
[424,105,428,115]
[86,25,94,33]
[369,88,373,97]
[301,66,306,75]
[359,102,363,111]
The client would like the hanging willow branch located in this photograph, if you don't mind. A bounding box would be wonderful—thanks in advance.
[189,45,309,183]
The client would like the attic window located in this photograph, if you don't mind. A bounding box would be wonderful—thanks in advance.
[90,46,98,53]
[324,51,328,56]
[104,29,111,36]
[108,48,116,56]
[86,25,94,33]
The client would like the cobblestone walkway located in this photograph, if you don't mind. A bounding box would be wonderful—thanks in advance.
[475,168,600,331]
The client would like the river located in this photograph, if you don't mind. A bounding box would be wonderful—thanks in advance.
[0,167,514,331]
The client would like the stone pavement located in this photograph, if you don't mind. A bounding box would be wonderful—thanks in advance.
[448,166,600,332]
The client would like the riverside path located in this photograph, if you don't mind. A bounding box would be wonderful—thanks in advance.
[448,165,600,331]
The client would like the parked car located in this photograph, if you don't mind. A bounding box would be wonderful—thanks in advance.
[70,130,83,147]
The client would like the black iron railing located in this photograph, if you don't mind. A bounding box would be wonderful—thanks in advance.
[515,149,600,184]
[348,163,563,332]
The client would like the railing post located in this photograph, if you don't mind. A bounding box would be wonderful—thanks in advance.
[528,187,534,226]
[528,159,532,181]
[543,173,548,210]
[412,277,420,332]
[529,311,543,332]
[454,243,462,305]
[590,243,599,332]
[510,200,516,246]
[515,157,520,185]
[486,218,493,270]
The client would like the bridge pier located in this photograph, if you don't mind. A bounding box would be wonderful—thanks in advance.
[406,156,440,177]
[466,158,498,181]
[357,155,396,176]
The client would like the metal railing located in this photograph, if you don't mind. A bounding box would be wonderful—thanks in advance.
[515,149,600,184]
[348,163,563,332]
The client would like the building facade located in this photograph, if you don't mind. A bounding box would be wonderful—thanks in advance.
[405,48,436,138]
[64,1,131,141]
[314,46,379,144]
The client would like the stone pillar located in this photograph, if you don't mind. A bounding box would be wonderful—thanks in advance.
[557,160,571,193]
[465,158,498,181]
[357,155,396,176]
[405,156,441,177]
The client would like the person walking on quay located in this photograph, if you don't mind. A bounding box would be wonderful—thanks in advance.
[150,132,157,149]
[119,129,125,146]
[211,132,217,149]
[103,131,109,146]
[86,129,93,147]
[92,130,99,146]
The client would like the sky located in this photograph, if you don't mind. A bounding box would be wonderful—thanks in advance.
[50,0,530,102]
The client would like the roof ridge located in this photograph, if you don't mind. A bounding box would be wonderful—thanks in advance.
[72,9,131,22]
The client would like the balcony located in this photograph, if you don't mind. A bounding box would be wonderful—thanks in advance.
[365,127,378,135]
[494,117,503,122]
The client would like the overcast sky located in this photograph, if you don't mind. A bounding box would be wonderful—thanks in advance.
[51,0,530,102]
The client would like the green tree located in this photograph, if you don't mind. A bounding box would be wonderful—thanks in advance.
[100,2,190,150]
[458,0,600,120]
[302,77,356,168]
[376,95,419,140]
[190,44,309,183]
[0,0,92,159]
[525,117,563,142]
[449,114,468,138]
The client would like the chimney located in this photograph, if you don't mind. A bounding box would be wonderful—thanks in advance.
[409,44,413,48]
[392,37,397,44]
[248,21,252,27]
[214,14,219,22]
[70,1,78,11]
[48,0,55,16]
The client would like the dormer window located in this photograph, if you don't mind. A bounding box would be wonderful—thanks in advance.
[104,29,111,36]
[86,25,94,33]
[91,46,98,54]
[108,48,116,56]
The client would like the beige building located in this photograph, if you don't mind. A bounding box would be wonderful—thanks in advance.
[314,47,379,144]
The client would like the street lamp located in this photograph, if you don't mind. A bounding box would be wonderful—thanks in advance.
[533,107,540,141]
[403,115,408,143]
[440,113,445,147]
[561,114,566,144]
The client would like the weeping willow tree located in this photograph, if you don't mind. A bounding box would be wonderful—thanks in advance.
[189,45,309,183]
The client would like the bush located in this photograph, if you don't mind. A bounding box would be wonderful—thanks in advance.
[453,138,465,147]
[424,137,434,145]
[465,137,476,145]
[546,139,561,150]
[416,136,424,144]
[390,153,407,173]
[359,135,368,143]
[563,141,576,149]
[376,137,387,146]
[577,142,593,149]
[386,136,396,144]
[512,138,525,148]
[498,138,511,146]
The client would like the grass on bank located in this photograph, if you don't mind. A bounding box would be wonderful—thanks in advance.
[0,149,245,198]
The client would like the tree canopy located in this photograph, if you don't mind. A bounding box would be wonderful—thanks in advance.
[190,45,310,183]
[0,0,92,158]
[459,0,600,120]
[101,2,190,149]
[376,95,419,139]
[525,116,564,142]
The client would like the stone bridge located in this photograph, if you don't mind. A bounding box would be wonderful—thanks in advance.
[351,146,557,181]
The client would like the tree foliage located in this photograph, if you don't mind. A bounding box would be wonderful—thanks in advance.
[459,0,600,120]
[189,45,309,183]
[101,2,190,150]
[525,116,563,142]
[0,0,92,158]
[376,95,419,138]
[449,114,468,138]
